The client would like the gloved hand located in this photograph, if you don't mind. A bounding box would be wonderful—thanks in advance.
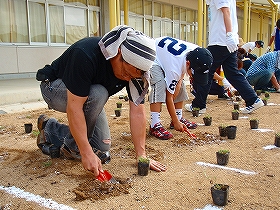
[222,78,231,90]
[266,46,271,53]
[226,32,238,53]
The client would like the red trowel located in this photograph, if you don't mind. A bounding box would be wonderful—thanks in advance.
[184,127,197,139]
[96,170,118,184]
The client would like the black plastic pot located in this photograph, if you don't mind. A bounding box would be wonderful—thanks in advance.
[231,111,239,120]
[233,103,239,110]
[275,135,280,147]
[211,184,229,206]
[216,152,230,165]
[250,120,259,129]
[203,117,212,126]
[115,109,121,117]
[138,161,149,176]
[192,109,199,117]
[218,126,227,137]
[226,125,237,139]
[24,123,33,133]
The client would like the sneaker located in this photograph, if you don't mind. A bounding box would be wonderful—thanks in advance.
[170,118,197,129]
[37,114,49,131]
[240,98,264,114]
[60,144,81,160]
[218,93,231,100]
[60,144,111,164]
[149,123,173,140]
[185,104,206,114]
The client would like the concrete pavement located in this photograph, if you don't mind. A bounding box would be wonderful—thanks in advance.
[0,78,47,114]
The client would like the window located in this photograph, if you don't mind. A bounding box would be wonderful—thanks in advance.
[0,0,28,43]
[0,0,100,45]
[119,0,197,41]
[49,4,64,43]
[29,1,47,43]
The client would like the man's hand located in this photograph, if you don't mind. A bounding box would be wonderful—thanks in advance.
[226,32,238,53]
[149,158,167,172]
[81,151,103,177]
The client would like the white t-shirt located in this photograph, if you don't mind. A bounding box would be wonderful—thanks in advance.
[271,27,277,36]
[154,36,198,94]
[241,42,255,53]
[207,0,239,47]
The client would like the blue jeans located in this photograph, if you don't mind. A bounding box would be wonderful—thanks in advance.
[192,46,257,108]
[40,79,111,153]
[247,69,280,90]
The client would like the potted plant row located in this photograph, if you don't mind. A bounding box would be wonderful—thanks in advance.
[218,124,237,139]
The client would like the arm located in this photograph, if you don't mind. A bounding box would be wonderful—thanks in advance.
[221,7,232,33]
[268,36,275,47]
[66,90,102,176]
[270,74,280,90]
[129,101,166,172]
[221,7,238,53]
[165,78,186,132]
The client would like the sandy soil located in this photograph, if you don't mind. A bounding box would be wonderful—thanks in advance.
[1,89,280,210]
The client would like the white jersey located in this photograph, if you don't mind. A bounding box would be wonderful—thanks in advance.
[207,0,239,47]
[241,42,255,53]
[154,36,198,94]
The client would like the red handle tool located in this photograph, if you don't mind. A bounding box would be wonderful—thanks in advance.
[96,170,118,183]
[184,127,197,138]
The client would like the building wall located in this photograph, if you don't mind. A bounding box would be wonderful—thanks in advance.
[0,0,273,79]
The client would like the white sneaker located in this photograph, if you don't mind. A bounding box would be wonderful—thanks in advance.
[240,98,264,114]
[185,104,206,114]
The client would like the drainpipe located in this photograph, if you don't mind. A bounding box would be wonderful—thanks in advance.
[243,0,249,42]
[109,0,117,29]
[197,0,203,46]
[203,0,207,48]
[124,0,129,25]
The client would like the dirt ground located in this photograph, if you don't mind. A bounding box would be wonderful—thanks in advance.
[1,88,280,210]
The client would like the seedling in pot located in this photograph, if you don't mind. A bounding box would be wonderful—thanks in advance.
[217,149,229,154]
[138,156,150,176]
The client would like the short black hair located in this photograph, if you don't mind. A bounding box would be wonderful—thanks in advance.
[277,19,280,28]
[255,40,264,47]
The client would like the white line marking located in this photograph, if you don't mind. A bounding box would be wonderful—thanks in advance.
[196,162,257,175]
[194,204,223,210]
[263,145,278,150]
[252,128,274,132]
[0,186,76,210]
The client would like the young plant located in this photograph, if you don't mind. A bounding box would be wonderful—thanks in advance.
[219,123,227,129]
[213,183,228,190]
[138,156,149,164]
[203,114,212,119]
[217,149,229,154]
[116,101,122,108]
[275,132,280,138]
[232,109,239,113]
[264,91,270,98]
[262,97,269,101]
[192,107,200,111]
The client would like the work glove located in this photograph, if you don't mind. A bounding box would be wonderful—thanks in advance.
[226,32,238,53]
[266,46,271,53]
[222,78,231,90]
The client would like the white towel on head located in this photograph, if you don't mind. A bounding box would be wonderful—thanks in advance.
[99,25,156,105]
